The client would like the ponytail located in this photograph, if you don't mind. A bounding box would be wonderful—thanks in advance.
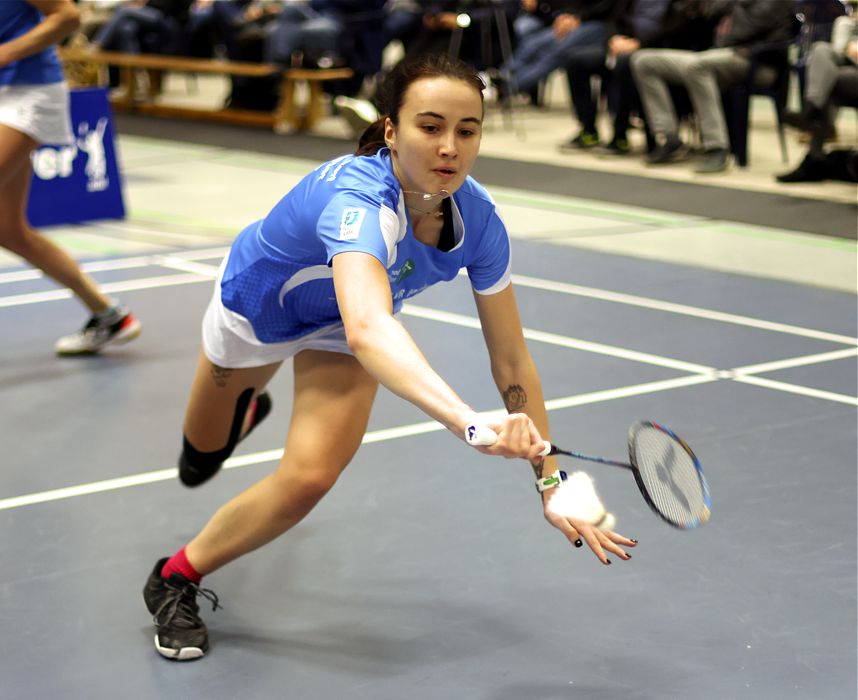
[354,118,387,156]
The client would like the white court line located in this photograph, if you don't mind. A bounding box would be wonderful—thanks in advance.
[403,304,717,375]
[0,376,708,512]
[2,246,853,346]
[2,247,852,347]
[0,272,211,308]
[0,250,853,405]
[0,247,228,285]
[158,256,222,277]
[732,375,858,406]
[733,347,858,376]
[503,272,858,346]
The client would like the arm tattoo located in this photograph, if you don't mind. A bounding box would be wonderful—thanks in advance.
[502,384,527,412]
[531,458,544,479]
[210,364,233,388]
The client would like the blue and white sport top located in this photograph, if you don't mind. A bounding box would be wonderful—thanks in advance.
[221,149,511,344]
[0,0,65,87]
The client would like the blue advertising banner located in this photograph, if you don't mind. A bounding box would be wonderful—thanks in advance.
[26,86,125,227]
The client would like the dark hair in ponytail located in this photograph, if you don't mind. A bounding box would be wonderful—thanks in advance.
[354,53,485,157]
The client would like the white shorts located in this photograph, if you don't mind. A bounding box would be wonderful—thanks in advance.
[0,82,74,145]
[201,255,352,368]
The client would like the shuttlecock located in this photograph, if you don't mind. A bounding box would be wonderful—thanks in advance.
[546,471,616,532]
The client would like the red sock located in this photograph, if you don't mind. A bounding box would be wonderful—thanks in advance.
[160,546,202,584]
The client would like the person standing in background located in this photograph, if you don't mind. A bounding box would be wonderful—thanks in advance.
[0,0,141,355]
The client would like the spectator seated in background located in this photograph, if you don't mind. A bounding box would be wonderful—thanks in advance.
[630,0,795,174]
[90,0,194,55]
[335,0,520,136]
[514,0,553,42]
[184,0,256,59]
[560,0,671,153]
[499,0,616,100]
[777,13,858,183]
[208,0,283,111]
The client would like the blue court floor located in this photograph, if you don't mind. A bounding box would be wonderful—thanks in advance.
[0,129,855,700]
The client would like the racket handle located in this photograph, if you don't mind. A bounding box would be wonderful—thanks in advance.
[464,419,498,446]
[464,417,554,457]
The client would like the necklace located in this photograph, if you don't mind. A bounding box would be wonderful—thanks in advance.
[409,204,444,220]
[403,188,448,221]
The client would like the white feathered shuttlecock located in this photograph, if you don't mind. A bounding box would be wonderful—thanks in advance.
[546,471,616,532]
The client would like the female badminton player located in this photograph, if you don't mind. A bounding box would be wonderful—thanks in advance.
[143,52,637,661]
[0,0,140,354]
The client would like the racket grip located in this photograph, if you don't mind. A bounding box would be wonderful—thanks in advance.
[464,419,498,446]
[465,418,554,458]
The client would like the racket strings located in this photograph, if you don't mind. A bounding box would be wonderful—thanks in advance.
[632,427,708,528]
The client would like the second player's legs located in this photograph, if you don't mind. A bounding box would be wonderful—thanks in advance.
[0,125,112,313]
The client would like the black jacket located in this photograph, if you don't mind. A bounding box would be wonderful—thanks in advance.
[705,0,797,48]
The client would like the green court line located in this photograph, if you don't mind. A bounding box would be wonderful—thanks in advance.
[128,209,240,235]
[215,152,320,176]
[49,234,137,255]
[119,136,855,252]
[488,186,695,226]
[692,221,857,250]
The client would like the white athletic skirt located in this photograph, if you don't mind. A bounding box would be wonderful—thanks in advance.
[201,254,352,368]
[0,82,74,145]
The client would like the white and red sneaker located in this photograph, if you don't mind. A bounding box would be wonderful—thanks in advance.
[55,305,142,356]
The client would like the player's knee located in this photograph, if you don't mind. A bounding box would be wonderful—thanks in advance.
[178,435,235,487]
[276,465,341,506]
[178,388,256,487]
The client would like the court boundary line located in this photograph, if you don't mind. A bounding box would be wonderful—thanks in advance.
[0,376,713,512]
[1,251,855,405]
[1,246,854,345]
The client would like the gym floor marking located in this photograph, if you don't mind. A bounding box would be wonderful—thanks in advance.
[0,238,854,511]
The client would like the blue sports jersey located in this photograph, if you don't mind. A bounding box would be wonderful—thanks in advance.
[221,149,511,344]
[0,0,64,86]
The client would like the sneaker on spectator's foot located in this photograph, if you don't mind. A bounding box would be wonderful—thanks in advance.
[694,148,731,174]
[598,136,631,156]
[55,305,141,356]
[783,104,825,133]
[559,131,600,152]
[645,135,686,164]
[334,96,379,138]
[143,558,220,661]
[775,153,827,183]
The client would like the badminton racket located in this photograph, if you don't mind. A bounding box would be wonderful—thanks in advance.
[466,419,711,530]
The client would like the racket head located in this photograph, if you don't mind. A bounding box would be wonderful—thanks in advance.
[627,421,712,530]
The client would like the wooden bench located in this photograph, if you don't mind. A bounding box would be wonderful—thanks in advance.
[58,48,353,132]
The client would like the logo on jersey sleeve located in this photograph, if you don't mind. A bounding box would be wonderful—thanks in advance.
[392,258,415,285]
[339,207,367,240]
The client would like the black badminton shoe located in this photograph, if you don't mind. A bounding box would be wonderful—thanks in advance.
[55,305,141,355]
[143,558,220,661]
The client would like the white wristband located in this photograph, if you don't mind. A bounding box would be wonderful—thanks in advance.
[535,469,567,492]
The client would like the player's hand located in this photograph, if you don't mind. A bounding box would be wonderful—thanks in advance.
[467,412,546,461]
[541,488,637,565]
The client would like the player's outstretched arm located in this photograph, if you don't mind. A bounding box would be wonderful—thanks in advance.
[332,251,544,460]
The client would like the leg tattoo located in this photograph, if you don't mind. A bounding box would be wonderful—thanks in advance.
[210,364,233,388]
